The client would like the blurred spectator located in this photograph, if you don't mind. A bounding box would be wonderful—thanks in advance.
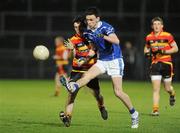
[123,41,137,80]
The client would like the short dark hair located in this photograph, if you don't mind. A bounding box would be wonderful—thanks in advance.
[72,15,84,24]
[72,15,86,33]
[85,7,100,17]
[151,17,164,25]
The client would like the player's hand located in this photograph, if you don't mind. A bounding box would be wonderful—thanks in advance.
[144,52,151,59]
[158,49,166,54]
[152,49,165,55]
[96,33,104,38]
[64,39,74,49]
[77,57,86,67]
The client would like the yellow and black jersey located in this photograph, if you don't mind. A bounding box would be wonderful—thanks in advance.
[70,34,96,72]
[145,31,175,64]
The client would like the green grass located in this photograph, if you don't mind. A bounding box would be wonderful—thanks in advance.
[0,80,180,133]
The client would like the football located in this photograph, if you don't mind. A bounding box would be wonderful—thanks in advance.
[33,45,49,60]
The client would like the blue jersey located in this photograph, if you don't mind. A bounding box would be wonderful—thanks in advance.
[83,21,122,61]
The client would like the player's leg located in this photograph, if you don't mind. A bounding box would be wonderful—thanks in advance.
[54,72,61,96]
[59,72,80,127]
[60,63,104,93]
[150,63,162,116]
[54,65,66,96]
[163,80,175,106]
[111,77,133,109]
[151,76,161,116]
[108,58,138,128]
[87,78,108,120]
[76,65,103,88]
[162,63,175,106]
[59,91,78,127]
[111,76,139,128]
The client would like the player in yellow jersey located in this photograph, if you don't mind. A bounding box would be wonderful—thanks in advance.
[53,36,70,96]
[59,15,108,127]
[144,17,178,116]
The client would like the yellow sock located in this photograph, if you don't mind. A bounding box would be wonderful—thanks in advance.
[65,113,72,118]
[153,105,159,112]
[171,90,176,96]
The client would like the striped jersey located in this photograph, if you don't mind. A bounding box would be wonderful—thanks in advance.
[145,31,175,64]
[70,34,96,72]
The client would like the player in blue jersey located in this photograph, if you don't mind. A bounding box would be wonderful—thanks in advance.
[60,7,139,128]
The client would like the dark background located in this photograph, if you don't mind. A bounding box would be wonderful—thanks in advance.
[0,0,179,81]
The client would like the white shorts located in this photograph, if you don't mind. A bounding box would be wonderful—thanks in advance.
[151,75,172,82]
[94,58,124,77]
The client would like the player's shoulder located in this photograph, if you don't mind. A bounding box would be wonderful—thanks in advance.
[146,32,153,38]
[161,31,172,36]
[145,33,153,41]
[70,34,83,44]
[101,21,113,28]
[100,21,115,34]
[70,34,79,40]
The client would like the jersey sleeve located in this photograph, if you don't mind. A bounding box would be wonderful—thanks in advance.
[168,33,175,44]
[104,24,115,35]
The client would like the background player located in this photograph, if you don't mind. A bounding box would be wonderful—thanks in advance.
[60,7,139,128]
[53,36,70,96]
[59,15,108,127]
[144,17,178,116]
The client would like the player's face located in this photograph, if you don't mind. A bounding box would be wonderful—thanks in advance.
[152,21,163,34]
[86,15,99,29]
[55,38,63,46]
[74,22,80,34]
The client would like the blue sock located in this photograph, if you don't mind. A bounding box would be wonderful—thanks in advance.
[74,83,79,90]
[129,108,135,114]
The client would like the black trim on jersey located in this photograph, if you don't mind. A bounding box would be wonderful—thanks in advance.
[147,39,168,45]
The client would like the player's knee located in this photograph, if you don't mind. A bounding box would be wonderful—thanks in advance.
[164,86,171,92]
[153,88,160,93]
[114,89,123,98]
[163,81,172,92]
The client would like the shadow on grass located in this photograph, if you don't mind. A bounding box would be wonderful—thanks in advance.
[16,120,106,128]
[14,120,63,127]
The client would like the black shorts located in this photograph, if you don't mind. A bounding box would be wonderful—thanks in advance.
[150,62,173,78]
[70,71,100,91]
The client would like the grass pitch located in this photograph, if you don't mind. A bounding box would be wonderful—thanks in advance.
[0,80,180,133]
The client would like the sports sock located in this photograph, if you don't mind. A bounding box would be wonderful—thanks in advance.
[74,83,79,90]
[129,108,135,114]
[170,90,175,96]
[129,108,138,118]
[153,105,159,112]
